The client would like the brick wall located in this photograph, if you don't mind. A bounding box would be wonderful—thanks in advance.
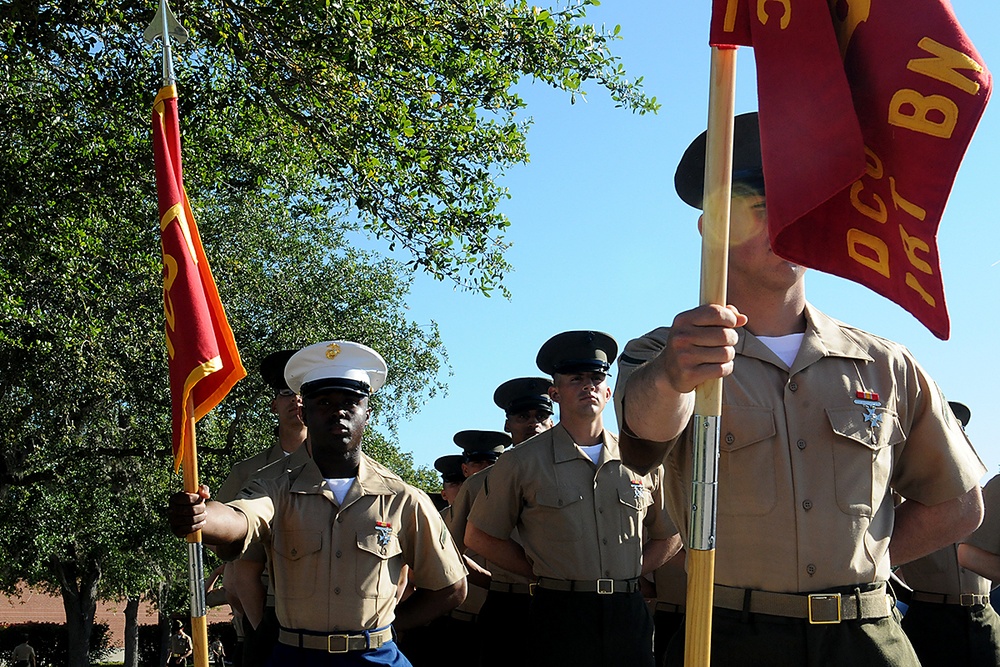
[1,584,232,648]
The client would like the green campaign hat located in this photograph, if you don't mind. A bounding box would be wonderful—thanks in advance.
[675,111,765,210]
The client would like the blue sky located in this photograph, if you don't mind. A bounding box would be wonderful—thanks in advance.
[375,1,1000,484]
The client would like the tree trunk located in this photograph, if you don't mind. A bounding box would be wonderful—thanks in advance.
[53,555,100,667]
[158,581,171,667]
[123,596,140,667]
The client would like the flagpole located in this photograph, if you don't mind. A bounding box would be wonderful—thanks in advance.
[183,396,210,667]
[145,2,207,665]
[684,44,737,667]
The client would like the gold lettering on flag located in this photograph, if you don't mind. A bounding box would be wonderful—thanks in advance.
[160,202,199,261]
[845,144,939,307]
[889,178,926,221]
[758,0,790,29]
[847,229,889,278]
[890,38,985,139]
[907,38,983,95]
[164,254,179,348]
[723,0,740,32]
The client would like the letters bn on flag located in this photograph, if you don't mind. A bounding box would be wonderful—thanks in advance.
[711,0,991,340]
[152,85,246,471]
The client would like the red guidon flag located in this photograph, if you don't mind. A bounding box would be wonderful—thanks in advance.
[153,85,246,472]
[711,0,991,339]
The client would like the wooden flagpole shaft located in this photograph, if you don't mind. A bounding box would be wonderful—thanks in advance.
[684,44,737,667]
[182,396,210,667]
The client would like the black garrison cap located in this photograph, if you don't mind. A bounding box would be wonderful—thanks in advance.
[536,330,617,376]
[493,377,554,416]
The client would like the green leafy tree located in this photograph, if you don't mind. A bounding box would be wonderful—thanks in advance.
[1,1,653,665]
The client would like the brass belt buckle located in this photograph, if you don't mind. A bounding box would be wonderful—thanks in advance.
[807,593,842,624]
[960,593,979,607]
[529,582,537,596]
[327,634,350,653]
[597,578,614,595]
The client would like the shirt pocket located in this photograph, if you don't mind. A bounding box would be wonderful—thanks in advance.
[534,486,586,541]
[718,406,778,517]
[827,406,903,517]
[617,478,652,543]
[271,530,323,599]
[356,532,404,599]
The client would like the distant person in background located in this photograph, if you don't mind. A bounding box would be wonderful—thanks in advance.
[12,634,36,667]
[404,431,510,666]
[210,636,227,667]
[494,377,556,445]
[897,401,1000,667]
[168,620,193,667]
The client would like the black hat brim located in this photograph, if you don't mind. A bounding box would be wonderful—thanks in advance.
[675,112,763,209]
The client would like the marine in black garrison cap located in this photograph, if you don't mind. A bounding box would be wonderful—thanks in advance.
[493,377,555,445]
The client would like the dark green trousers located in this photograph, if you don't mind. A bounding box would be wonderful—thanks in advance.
[901,600,1000,667]
[666,606,920,666]
[527,588,654,667]
[477,590,531,667]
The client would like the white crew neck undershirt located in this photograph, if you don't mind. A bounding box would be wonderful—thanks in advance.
[580,443,603,464]
[324,477,356,505]
[756,333,805,368]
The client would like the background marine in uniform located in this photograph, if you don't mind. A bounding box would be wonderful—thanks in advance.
[215,349,307,667]
[467,330,678,667]
[896,402,1000,667]
[450,377,555,667]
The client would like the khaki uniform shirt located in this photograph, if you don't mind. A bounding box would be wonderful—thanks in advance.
[217,442,292,503]
[654,554,688,608]
[964,474,1000,580]
[468,424,673,581]
[169,632,192,656]
[448,468,533,586]
[615,303,985,593]
[218,445,309,603]
[898,543,990,597]
[228,453,467,632]
[441,504,487,614]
